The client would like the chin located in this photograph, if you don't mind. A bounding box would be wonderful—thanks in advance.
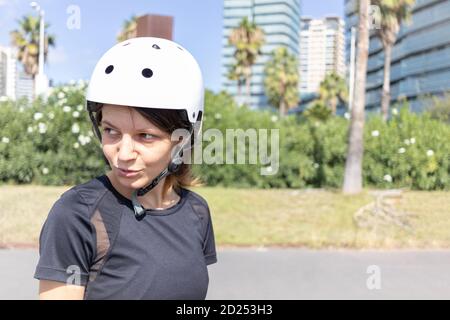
[115,173,146,186]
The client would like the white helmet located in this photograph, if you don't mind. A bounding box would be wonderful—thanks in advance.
[86,36,204,125]
[85,37,204,220]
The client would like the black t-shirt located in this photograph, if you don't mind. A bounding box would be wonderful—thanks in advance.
[34,174,217,300]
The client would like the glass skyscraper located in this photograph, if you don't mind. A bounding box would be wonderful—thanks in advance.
[221,0,302,110]
[345,0,450,112]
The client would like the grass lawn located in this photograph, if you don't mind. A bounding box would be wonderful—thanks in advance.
[1,184,449,249]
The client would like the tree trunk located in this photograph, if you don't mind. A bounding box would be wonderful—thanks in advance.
[343,0,370,195]
[381,44,392,122]
[32,74,36,100]
[331,97,337,115]
[237,79,242,103]
[245,72,251,107]
[279,99,286,117]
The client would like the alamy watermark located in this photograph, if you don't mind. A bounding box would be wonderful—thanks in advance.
[366,265,382,290]
[170,127,280,176]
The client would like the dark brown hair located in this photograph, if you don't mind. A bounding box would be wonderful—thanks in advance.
[92,105,203,195]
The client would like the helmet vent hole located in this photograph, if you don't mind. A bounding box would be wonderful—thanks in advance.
[142,68,153,78]
[192,112,195,118]
[177,46,183,51]
[123,42,130,46]
[152,44,160,49]
[105,65,114,74]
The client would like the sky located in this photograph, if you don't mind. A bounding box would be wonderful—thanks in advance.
[0,0,344,93]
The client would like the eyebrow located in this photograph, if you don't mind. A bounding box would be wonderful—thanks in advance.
[100,120,158,132]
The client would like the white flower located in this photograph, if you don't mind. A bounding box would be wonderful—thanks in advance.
[410,137,416,144]
[72,111,80,118]
[426,149,434,157]
[383,174,392,183]
[33,112,43,121]
[58,98,67,106]
[371,130,379,137]
[271,115,278,122]
[77,105,83,111]
[1,137,10,143]
[69,79,76,85]
[88,131,94,137]
[27,126,34,133]
[214,113,222,119]
[73,142,80,149]
[265,166,273,173]
[313,163,319,169]
[71,123,80,134]
[57,92,65,99]
[344,112,350,119]
[392,108,398,115]
[78,134,91,145]
[63,106,71,113]
[48,112,55,119]
[19,107,24,113]
[404,139,410,145]
[38,122,47,134]
[42,167,49,175]
[398,147,406,154]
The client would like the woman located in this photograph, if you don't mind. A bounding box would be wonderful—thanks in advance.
[34,37,217,300]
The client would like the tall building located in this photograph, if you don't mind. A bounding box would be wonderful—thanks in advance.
[221,0,302,110]
[16,72,34,101]
[299,16,346,97]
[136,14,173,40]
[120,14,174,41]
[0,50,7,97]
[0,45,34,101]
[345,0,450,112]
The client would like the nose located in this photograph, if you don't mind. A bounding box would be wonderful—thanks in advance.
[117,135,137,161]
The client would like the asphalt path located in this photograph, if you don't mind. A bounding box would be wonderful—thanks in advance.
[1,247,449,299]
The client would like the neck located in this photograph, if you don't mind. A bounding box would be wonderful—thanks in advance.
[106,171,180,210]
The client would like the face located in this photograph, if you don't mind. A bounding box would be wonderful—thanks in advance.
[100,104,177,190]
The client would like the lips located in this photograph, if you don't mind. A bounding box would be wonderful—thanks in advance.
[118,168,140,172]
[116,167,143,178]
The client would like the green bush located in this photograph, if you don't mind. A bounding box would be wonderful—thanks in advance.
[0,83,107,185]
[0,84,449,190]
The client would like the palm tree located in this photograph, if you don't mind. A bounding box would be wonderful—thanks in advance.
[264,46,299,117]
[228,17,265,106]
[303,100,332,122]
[343,0,370,194]
[10,15,55,86]
[372,0,415,121]
[117,15,138,42]
[318,72,348,115]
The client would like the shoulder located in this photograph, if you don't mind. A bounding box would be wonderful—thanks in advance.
[181,187,212,220]
[182,187,209,208]
[47,175,109,224]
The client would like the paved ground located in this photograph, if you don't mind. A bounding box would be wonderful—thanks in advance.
[1,247,450,299]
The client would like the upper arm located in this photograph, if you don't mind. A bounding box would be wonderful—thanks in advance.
[39,280,85,300]
[34,189,96,294]
[202,203,217,265]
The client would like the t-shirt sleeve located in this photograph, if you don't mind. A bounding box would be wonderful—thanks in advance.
[203,204,218,266]
[34,188,95,286]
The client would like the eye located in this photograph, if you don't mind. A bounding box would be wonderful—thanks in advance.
[103,127,118,136]
[140,133,156,140]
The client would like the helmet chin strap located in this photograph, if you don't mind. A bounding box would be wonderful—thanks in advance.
[131,167,171,220]
[131,128,193,220]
